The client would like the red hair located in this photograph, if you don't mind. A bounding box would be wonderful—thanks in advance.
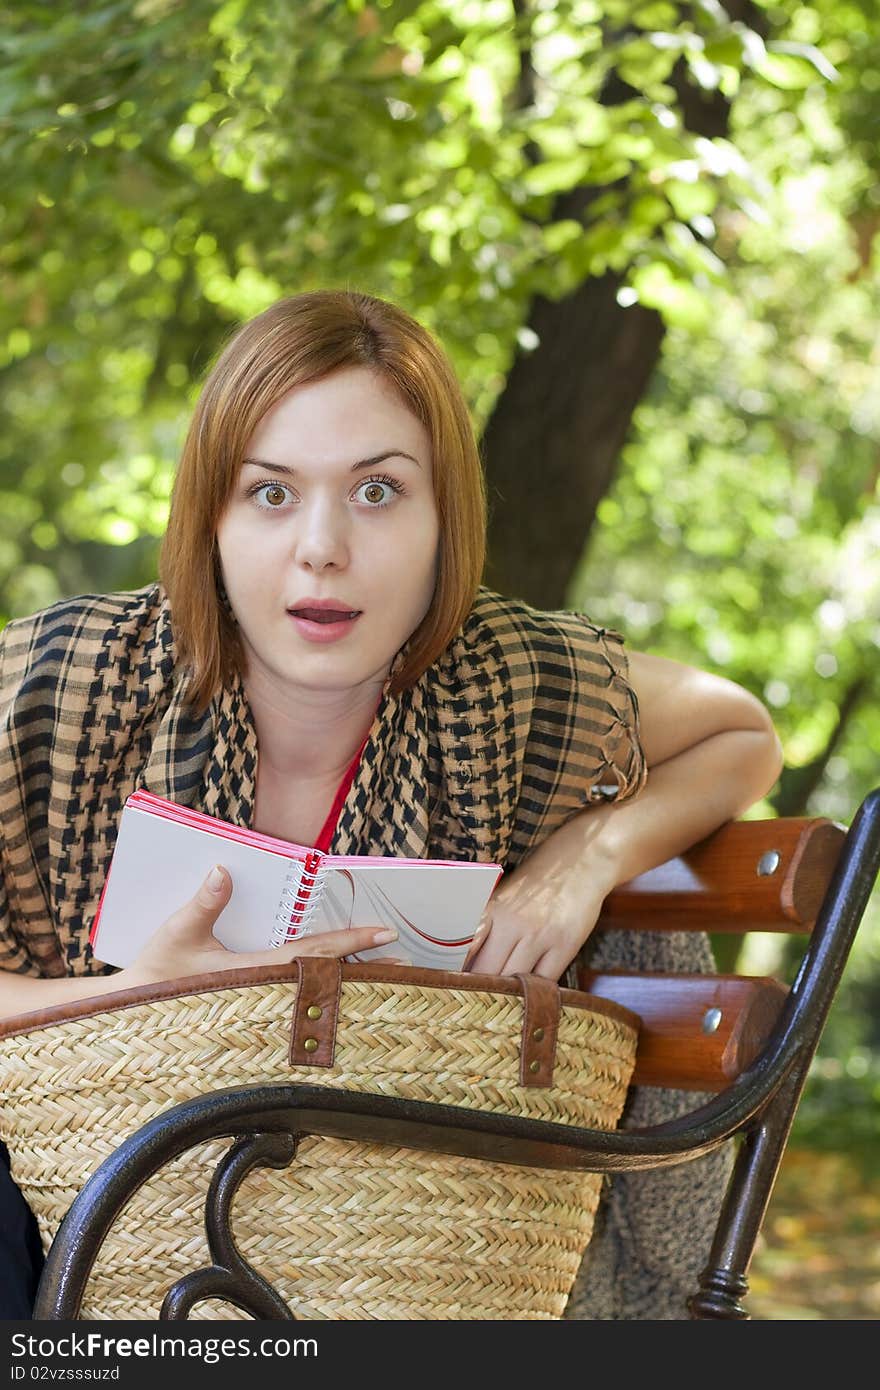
[160,291,486,714]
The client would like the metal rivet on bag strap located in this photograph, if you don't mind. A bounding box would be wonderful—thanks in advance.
[307,1005,323,1020]
[532,1026,545,1041]
[528,1059,540,1074]
[303,1038,318,1053]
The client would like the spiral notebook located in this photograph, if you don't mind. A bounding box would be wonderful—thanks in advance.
[89,789,503,970]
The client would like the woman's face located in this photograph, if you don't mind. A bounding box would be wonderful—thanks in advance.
[216,365,440,700]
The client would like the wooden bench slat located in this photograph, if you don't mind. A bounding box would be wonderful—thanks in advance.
[579,969,789,1091]
[598,818,845,933]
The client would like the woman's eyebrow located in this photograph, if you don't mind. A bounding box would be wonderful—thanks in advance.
[241,449,422,475]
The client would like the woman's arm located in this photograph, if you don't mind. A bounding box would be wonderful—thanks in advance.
[465,651,784,980]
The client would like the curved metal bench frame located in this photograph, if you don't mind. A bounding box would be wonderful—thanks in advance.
[34,789,880,1321]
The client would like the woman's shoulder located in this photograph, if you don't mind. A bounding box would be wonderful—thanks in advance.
[449,588,645,814]
[467,589,645,804]
[466,586,628,665]
[0,583,170,689]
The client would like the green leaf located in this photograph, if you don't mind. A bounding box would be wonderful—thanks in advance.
[703,34,747,68]
[615,37,680,88]
[686,52,723,91]
[541,219,584,254]
[768,41,840,84]
[632,4,680,27]
[630,194,669,229]
[664,178,718,220]
[751,47,839,91]
[631,261,714,330]
[521,153,593,196]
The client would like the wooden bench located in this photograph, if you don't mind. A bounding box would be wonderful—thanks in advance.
[577,813,846,1092]
[31,789,880,1320]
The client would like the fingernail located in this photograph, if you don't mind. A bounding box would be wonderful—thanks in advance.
[373,928,397,943]
[207,865,225,893]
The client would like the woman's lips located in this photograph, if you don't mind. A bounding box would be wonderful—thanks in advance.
[292,607,359,622]
[288,610,361,644]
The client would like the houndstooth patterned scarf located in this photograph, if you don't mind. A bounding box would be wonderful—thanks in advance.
[0,583,645,978]
[0,582,730,1321]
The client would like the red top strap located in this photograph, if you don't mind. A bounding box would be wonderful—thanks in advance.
[312,733,371,853]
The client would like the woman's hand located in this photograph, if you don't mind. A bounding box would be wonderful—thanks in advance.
[119,864,399,988]
[464,840,607,981]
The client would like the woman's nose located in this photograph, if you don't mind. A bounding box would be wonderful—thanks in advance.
[292,496,350,570]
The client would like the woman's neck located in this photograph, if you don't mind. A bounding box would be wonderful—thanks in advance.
[243,670,385,785]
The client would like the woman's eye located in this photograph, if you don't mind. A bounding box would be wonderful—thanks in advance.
[354,476,404,507]
[252,482,293,508]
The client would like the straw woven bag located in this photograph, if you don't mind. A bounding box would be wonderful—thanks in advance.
[0,960,638,1321]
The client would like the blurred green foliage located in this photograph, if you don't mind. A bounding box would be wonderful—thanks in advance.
[0,0,837,612]
[0,1,877,1153]
[571,0,880,1155]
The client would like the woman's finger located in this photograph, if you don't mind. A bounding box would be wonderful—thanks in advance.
[463,919,491,968]
[277,925,398,960]
[530,948,569,983]
[468,917,540,975]
[160,864,233,939]
[497,937,544,977]
[466,938,515,975]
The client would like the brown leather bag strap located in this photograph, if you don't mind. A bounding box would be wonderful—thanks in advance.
[288,957,343,1068]
[515,974,561,1088]
[287,963,562,1084]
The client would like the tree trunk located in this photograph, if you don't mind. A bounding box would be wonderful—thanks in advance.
[482,2,765,609]
[481,266,664,607]
[772,676,869,819]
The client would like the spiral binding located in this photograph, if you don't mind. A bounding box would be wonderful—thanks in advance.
[271,853,329,946]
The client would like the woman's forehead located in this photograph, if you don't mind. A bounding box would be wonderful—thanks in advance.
[245,367,430,460]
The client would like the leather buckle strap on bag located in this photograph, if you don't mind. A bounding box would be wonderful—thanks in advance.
[288,957,343,1067]
[514,973,561,1087]
[288,958,563,1088]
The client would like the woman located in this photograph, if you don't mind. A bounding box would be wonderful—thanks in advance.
[0,290,783,1317]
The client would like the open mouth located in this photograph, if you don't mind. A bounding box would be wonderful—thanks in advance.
[289,608,360,624]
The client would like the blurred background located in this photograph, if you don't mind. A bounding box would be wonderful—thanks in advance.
[0,0,877,1317]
